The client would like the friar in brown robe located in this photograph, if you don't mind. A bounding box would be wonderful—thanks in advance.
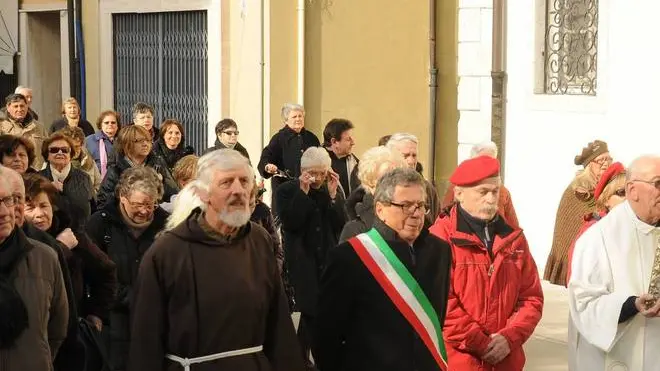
[127,148,305,371]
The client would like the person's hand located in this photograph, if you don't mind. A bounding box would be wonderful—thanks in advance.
[265,164,278,174]
[299,172,312,194]
[87,315,103,332]
[636,294,660,317]
[327,170,340,199]
[483,333,511,365]
[52,180,64,192]
[56,228,78,250]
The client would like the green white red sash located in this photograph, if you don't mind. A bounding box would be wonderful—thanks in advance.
[348,228,448,370]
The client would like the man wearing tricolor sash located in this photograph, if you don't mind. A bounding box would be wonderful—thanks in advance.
[429,155,543,371]
[315,168,452,371]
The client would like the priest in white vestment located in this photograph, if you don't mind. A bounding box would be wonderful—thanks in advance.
[569,155,660,371]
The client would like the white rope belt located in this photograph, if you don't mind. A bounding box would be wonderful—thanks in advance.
[165,345,263,371]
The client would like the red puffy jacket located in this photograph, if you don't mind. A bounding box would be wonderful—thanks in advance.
[429,206,543,371]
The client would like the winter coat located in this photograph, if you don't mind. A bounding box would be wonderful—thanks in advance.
[429,206,543,371]
[204,138,251,162]
[22,222,85,371]
[97,154,179,209]
[127,209,306,371]
[326,149,361,199]
[85,131,116,174]
[339,186,375,242]
[152,138,195,171]
[40,164,94,226]
[86,200,169,371]
[0,228,69,371]
[0,113,48,169]
[250,200,284,272]
[50,118,96,137]
[275,179,347,316]
[565,210,607,285]
[314,219,452,371]
[258,126,320,215]
[72,146,103,195]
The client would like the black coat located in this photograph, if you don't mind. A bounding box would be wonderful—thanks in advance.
[85,200,169,371]
[50,118,96,137]
[97,154,179,209]
[204,139,251,162]
[40,165,94,228]
[314,219,452,371]
[339,186,375,243]
[258,126,320,214]
[152,139,195,171]
[275,179,347,316]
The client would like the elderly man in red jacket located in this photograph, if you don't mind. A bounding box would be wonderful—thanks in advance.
[429,155,543,371]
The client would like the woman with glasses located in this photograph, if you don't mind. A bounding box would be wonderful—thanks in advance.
[39,133,94,226]
[22,173,116,345]
[566,162,626,285]
[86,166,169,371]
[97,125,178,209]
[203,118,250,160]
[85,110,121,178]
[274,147,346,370]
[544,140,613,286]
[340,146,406,242]
[58,126,102,196]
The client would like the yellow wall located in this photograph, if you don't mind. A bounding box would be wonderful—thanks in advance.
[268,0,459,184]
[82,0,100,122]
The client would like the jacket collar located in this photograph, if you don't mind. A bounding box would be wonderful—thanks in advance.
[372,217,430,246]
[447,204,518,253]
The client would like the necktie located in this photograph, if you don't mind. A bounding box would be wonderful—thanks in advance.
[100,138,108,179]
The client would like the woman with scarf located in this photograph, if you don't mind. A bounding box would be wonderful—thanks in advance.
[59,126,102,195]
[85,110,121,179]
[153,119,194,172]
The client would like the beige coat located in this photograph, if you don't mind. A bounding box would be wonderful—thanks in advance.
[0,232,69,371]
[0,117,48,170]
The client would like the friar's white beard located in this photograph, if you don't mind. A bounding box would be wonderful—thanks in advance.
[218,208,251,227]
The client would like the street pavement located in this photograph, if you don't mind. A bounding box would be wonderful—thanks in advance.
[524,281,569,370]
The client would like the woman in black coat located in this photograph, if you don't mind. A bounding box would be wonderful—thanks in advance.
[275,147,346,368]
[203,118,251,161]
[50,97,95,137]
[152,119,194,171]
[258,103,320,216]
[97,125,178,208]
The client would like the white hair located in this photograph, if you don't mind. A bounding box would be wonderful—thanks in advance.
[281,103,305,122]
[386,132,419,147]
[470,141,498,158]
[14,86,31,94]
[195,149,254,195]
[164,184,204,231]
[358,146,406,191]
[626,155,660,182]
[300,147,331,170]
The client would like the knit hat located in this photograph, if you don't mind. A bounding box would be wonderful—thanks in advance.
[450,155,500,186]
[594,162,625,200]
[574,140,609,167]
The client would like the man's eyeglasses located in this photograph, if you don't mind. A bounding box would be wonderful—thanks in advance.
[48,147,70,154]
[388,201,429,216]
[0,196,16,208]
[630,179,660,190]
[222,130,239,136]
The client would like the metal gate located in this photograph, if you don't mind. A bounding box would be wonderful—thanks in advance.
[113,10,208,153]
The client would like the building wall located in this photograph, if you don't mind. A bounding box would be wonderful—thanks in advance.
[504,0,660,268]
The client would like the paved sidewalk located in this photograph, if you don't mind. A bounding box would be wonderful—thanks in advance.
[524,281,569,370]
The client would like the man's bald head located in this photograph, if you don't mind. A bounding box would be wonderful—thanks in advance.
[625,155,660,225]
[0,166,25,226]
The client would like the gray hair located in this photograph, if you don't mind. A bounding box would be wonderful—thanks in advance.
[195,148,255,195]
[301,147,331,170]
[626,155,660,182]
[116,166,164,201]
[358,146,406,191]
[386,132,419,147]
[164,183,204,231]
[14,86,31,94]
[281,103,305,122]
[470,141,498,158]
[374,168,426,204]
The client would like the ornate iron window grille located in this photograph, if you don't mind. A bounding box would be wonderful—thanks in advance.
[544,0,598,95]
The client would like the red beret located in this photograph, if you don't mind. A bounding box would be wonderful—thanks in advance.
[450,155,500,186]
[594,162,625,200]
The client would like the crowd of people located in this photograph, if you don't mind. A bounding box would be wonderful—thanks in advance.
[0,84,656,371]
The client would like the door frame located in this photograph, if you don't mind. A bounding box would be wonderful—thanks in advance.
[99,0,220,142]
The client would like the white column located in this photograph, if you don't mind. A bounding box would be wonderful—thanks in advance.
[456,0,494,162]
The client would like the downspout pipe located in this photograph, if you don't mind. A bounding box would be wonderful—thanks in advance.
[428,0,438,184]
[491,0,507,177]
[260,0,266,151]
[75,0,86,118]
[67,0,76,99]
[296,0,305,105]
